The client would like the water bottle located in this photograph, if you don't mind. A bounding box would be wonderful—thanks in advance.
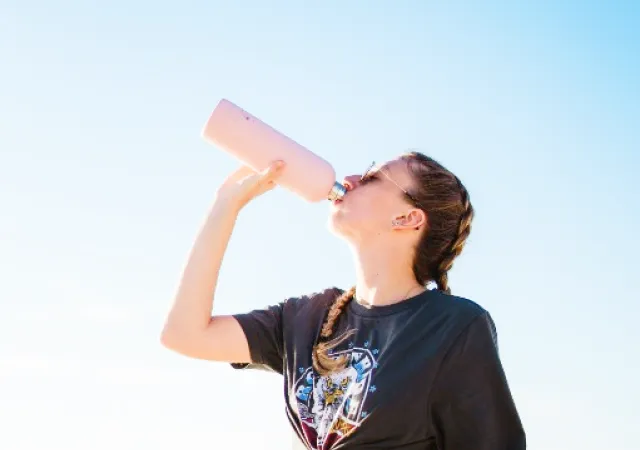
[201,99,346,203]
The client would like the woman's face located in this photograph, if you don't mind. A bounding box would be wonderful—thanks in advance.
[328,157,425,241]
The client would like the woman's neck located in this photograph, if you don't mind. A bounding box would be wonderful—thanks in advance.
[350,241,425,307]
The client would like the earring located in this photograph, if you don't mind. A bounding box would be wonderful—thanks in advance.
[392,219,401,226]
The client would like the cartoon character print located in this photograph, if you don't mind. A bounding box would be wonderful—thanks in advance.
[293,346,377,449]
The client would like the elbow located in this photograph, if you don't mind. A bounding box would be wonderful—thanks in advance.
[159,327,174,350]
[160,321,206,357]
[160,323,185,352]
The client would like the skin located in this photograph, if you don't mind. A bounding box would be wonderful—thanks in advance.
[328,158,428,307]
[161,156,428,363]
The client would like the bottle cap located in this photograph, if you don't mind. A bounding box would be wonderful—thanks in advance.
[327,182,347,201]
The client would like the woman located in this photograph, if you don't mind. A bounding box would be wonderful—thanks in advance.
[161,151,526,449]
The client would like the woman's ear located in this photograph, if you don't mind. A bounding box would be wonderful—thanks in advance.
[391,209,427,230]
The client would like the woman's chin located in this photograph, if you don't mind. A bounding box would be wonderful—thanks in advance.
[327,211,361,240]
[326,211,348,236]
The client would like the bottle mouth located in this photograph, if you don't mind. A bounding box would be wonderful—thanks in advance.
[328,182,347,201]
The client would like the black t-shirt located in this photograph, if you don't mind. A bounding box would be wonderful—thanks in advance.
[232,287,526,449]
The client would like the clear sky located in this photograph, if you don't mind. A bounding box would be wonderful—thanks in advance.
[1,1,638,449]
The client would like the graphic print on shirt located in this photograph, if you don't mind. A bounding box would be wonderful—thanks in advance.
[293,344,378,449]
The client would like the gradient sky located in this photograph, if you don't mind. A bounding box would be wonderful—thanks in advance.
[1,1,638,449]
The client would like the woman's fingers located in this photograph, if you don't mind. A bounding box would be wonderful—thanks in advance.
[226,165,257,184]
[250,161,285,197]
[259,160,285,181]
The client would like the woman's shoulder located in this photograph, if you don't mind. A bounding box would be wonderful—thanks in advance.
[425,289,491,329]
[283,286,344,314]
[276,287,343,335]
[434,289,486,312]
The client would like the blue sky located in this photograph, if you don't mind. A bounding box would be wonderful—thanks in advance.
[1,1,638,449]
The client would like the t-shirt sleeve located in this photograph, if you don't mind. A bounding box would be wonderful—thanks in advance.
[230,302,287,374]
[429,312,526,450]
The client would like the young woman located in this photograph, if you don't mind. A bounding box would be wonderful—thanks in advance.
[161,151,526,449]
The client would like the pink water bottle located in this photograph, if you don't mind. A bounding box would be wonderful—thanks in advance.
[201,99,346,203]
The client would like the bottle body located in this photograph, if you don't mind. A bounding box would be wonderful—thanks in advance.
[201,99,345,203]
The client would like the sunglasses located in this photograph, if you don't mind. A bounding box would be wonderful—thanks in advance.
[361,161,421,206]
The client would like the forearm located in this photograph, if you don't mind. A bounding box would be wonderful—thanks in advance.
[162,199,241,336]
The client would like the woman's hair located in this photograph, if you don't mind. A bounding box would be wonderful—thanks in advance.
[312,151,474,376]
[401,151,475,293]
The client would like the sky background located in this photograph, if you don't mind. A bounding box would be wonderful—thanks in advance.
[1,1,638,449]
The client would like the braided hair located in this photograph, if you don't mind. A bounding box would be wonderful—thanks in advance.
[312,286,356,376]
[402,152,474,294]
[311,151,474,375]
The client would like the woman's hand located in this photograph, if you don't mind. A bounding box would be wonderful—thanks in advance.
[215,160,285,211]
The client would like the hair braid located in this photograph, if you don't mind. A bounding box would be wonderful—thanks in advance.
[401,152,475,295]
[312,286,356,376]
[435,178,474,294]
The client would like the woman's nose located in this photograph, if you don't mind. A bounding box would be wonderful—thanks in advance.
[342,175,361,191]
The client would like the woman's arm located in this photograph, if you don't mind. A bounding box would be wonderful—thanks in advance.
[160,161,284,362]
[160,200,250,361]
